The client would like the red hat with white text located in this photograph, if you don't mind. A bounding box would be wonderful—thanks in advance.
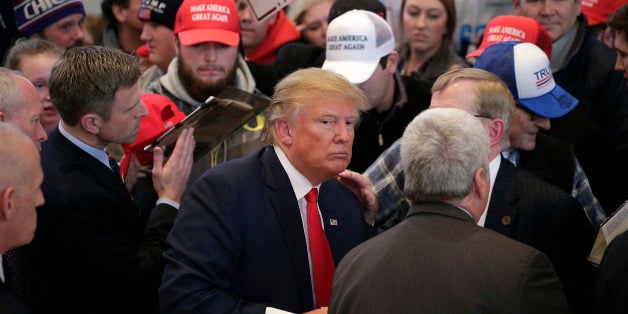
[174,0,240,46]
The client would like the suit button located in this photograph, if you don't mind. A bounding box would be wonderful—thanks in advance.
[501,216,511,225]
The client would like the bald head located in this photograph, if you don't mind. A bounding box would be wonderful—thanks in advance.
[0,67,48,150]
[0,122,44,253]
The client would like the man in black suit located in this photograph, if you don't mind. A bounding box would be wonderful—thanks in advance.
[24,46,195,314]
[159,68,374,314]
[595,229,628,314]
[362,65,595,313]
[330,108,569,313]
[0,123,44,314]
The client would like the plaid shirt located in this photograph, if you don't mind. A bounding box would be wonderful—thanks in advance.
[365,139,607,230]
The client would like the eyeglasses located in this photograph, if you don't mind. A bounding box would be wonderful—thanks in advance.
[472,114,493,120]
[515,102,542,121]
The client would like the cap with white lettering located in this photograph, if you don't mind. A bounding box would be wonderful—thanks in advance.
[13,0,85,37]
[474,41,578,118]
[174,0,240,46]
[322,10,395,84]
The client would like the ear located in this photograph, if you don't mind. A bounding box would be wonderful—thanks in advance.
[511,0,520,13]
[275,119,293,147]
[486,118,506,148]
[385,50,400,74]
[602,26,614,47]
[112,3,129,23]
[0,187,16,222]
[80,113,102,135]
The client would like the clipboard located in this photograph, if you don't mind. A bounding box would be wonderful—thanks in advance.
[144,88,269,162]
[244,0,294,23]
[588,200,628,266]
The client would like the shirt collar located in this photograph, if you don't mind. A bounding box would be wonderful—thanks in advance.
[58,121,111,168]
[274,145,321,201]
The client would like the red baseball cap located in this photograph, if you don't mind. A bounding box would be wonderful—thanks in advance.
[466,15,552,59]
[582,0,626,26]
[174,0,240,46]
[120,93,185,176]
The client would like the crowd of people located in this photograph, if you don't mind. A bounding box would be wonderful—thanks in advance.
[0,0,627,313]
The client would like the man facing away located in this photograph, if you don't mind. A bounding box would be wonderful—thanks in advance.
[159,68,375,314]
[330,108,569,314]
[24,46,195,314]
[0,123,44,314]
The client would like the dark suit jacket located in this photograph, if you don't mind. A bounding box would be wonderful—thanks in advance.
[486,158,596,314]
[0,281,28,314]
[595,229,628,314]
[330,202,569,314]
[24,128,177,314]
[159,146,371,313]
[519,133,575,195]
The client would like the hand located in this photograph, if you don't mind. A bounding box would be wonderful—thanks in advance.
[152,128,195,203]
[123,154,140,192]
[336,170,379,225]
[304,307,328,314]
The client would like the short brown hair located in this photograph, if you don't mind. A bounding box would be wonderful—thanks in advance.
[49,46,141,126]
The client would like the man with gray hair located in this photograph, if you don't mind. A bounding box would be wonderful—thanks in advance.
[330,108,568,313]
[0,123,44,314]
[0,67,48,151]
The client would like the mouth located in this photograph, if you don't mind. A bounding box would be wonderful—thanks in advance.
[43,106,58,116]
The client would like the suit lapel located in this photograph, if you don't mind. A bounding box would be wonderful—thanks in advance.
[261,147,314,310]
[485,158,519,237]
[48,128,134,202]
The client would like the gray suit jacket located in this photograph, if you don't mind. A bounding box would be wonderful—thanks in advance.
[330,202,569,314]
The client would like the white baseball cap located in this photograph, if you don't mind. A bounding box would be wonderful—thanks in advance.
[322,10,395,84]
[474,41,578,118]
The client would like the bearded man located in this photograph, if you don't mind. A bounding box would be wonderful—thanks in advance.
[147,0,267,172]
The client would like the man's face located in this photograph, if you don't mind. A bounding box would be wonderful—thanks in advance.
[18,53,61,133]
[11,145,44,247]
[613,30,628,83]
[125,0,145,32]
[97,83,148,145]
[140,21,177,71]
[509,104,550,151]
[280,99,358,185]
[3,78,48,151]
[238,0,275,54]
[357,65,391,112]
[514,0,582,41]
[177,41,239,102]
[38,13,86,49]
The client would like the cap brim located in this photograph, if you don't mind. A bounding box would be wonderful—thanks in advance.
[465,47,485,59]
[322,60,379,84]
[518,85,579,118]
[177,28,239,46]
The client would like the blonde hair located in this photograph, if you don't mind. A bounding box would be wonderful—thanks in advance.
[262,67,367,144]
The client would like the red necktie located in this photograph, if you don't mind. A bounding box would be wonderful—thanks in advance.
[304,188,335,307]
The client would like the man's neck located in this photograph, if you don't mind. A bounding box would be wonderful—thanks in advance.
[375,74,397,113]
[116,24,142,54]
[60,121,107,150]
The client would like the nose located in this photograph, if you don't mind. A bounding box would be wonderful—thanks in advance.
[416,13,428,28]
[615,53,625,72]
[239,5,252,22]
[540,0,554,15]
[536,117,551,131]
[334,123,353,143]
[138,100,149,118]
[36,120,48,143]
[140,23,151,42]
[36,190,45,207]
[203,44,218,61]
[75,24,86,41]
